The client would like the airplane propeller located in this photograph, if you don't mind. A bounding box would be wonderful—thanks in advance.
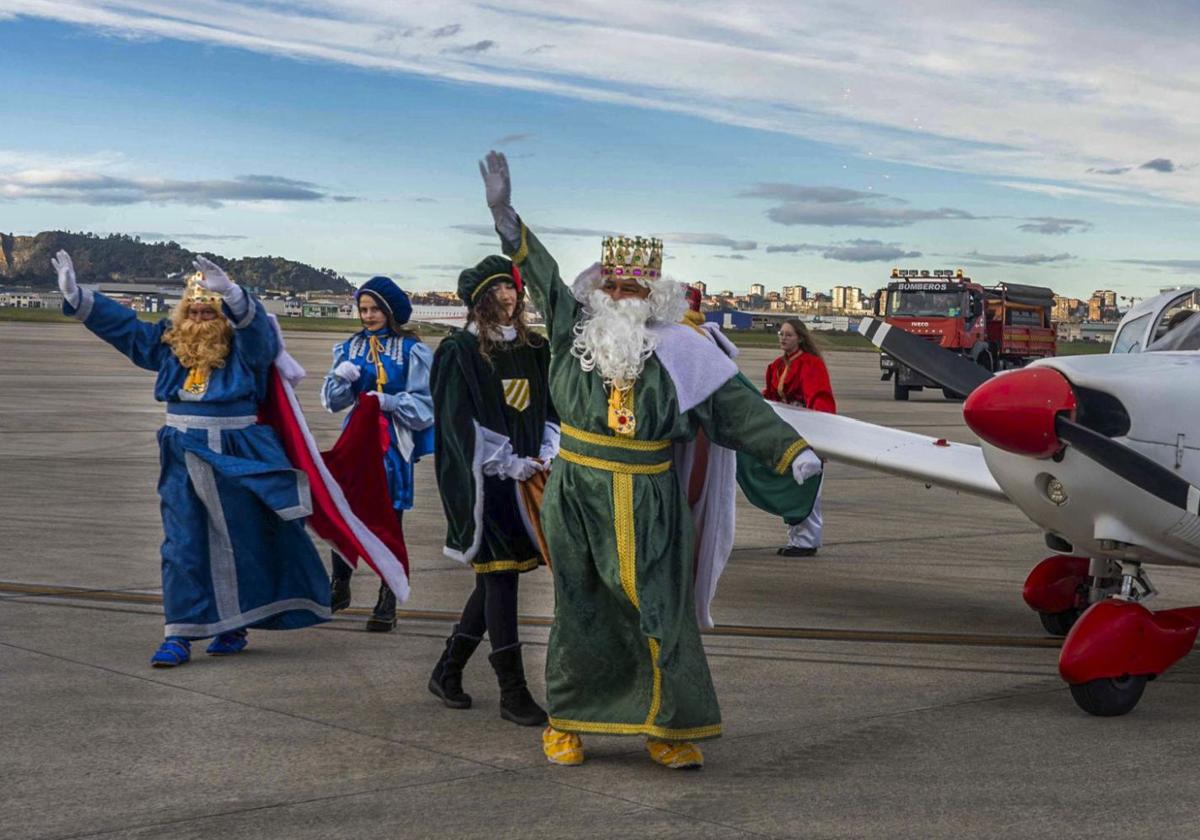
[857,317,992,397]
[857,316,1200,518]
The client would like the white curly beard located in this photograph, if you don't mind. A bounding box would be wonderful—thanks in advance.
[570,280,687,383]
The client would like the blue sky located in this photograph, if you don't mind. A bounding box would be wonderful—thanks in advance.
[2,2,1198,299]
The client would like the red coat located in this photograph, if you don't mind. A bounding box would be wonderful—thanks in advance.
[763,351,836,413]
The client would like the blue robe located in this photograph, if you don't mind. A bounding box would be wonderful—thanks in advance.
[320,328,434,511]
[65,289,330,638]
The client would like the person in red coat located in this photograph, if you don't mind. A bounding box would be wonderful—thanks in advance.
[763,319,836,556]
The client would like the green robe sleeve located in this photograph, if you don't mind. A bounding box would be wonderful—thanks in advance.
[504,222,579,353]
[698,371,822,523]
[697,372,812,475]
[431,335,488,562]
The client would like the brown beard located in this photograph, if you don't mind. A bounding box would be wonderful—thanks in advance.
[162,313,233,370]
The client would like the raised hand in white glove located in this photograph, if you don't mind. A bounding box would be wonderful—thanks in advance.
[333,360,361,382]
[478,150,511,209]
[791,448,823,485]
[50,250,79,306]
[193,255,234,296]
[478,150,520,245]
[503,456,541,482]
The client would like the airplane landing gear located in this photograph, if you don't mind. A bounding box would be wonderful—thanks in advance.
[1038,608,1082,636]
[1059,591,1200,716]
[1069,675,1148,717]
[1022,556,1119,637]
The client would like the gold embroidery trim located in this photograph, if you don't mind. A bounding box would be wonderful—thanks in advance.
[512,224,529,266]
[561,423,671,451]
[471,272,514,303]
[774,437,811,475]
[548,717,722,740]
[614,474,638,608]
[644,637,663,727]
[557,449,671,475]
[472,557,540,574]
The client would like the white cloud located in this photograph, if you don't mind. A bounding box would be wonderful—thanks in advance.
[6,1,1200,204]
[0,166,350,207]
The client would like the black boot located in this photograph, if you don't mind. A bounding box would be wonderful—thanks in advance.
[366,582,396,632]
[429,626,481,709]
[330,554,353,613]
[488,643,548,727]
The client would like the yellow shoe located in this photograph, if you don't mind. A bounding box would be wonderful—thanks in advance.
[646,739,704,769]
[542,726,584,766]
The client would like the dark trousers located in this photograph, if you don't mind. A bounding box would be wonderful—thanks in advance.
[457,571,519,650]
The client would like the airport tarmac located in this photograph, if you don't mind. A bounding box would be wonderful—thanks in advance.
[3,321,1200,839]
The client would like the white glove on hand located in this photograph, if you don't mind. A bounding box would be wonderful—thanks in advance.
[193,256,234,296]
[50,250,79,306]
[333,361,361,382]
[791,448,823,485]
[478,150,520,245]
[478,150,511,209]
[503,456,541,482]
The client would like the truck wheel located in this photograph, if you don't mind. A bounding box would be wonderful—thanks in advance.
[1069,675,1147,717]
[893,380,909,401]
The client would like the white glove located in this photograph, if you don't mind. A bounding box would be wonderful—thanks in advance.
[478,150,520,245]
[791,448,823,485]
[193,255,234,296]
[478,150,511,209]
[502,456,541,482]
[333,361,361,382]
[50,250,79,306]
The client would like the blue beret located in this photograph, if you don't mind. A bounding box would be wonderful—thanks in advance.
[356,276,412,326]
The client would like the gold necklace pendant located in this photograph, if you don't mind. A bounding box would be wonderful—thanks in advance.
[183,366,210,395]
[607,380,636,436]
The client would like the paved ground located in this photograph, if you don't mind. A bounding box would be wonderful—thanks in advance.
[3,321,1200,839]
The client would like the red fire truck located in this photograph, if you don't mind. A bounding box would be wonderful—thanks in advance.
[874,268,1057,400]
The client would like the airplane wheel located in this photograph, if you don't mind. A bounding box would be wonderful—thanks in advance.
[1038,608,1081,636]
[893,381,910,401]
[1069,675,1148,717]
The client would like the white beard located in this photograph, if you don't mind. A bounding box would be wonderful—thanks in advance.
[570,279,687,382]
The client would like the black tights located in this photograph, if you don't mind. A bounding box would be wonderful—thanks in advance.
[456,572,519,650]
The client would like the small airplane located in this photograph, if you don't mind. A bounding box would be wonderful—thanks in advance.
[769,286,1200,717]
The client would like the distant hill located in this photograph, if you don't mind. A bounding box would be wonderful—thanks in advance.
[0,231,353,294]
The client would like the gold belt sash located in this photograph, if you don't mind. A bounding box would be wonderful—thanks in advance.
[558,423,672,474]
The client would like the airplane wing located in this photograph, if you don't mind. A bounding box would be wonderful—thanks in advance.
[770,403,1010,502]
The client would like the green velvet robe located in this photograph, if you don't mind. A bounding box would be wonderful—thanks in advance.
[507,224,810,740]
[432,328,552,574]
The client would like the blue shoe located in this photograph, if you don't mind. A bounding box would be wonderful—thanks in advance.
[206,629,248,656]
[151,636,191,668]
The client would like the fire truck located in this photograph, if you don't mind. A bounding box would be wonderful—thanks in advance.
[874,268,1057,400]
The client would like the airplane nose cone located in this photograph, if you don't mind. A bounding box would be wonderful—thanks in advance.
[963,367,1076,458]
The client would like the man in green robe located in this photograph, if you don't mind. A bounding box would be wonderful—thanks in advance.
[477,152,823,770]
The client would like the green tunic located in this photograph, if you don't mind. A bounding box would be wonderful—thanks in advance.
[507,224,810,740]
[431,328,553,574]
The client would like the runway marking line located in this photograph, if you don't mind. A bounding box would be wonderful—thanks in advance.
[0,581,1063,650]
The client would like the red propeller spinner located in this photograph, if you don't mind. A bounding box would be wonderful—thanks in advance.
[962,367,1077,458]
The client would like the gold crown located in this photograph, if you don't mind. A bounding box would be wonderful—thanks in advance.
[601,235,663,281]
[185,272,222,306]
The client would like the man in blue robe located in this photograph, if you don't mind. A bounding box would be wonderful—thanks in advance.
[53,250,331,667]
